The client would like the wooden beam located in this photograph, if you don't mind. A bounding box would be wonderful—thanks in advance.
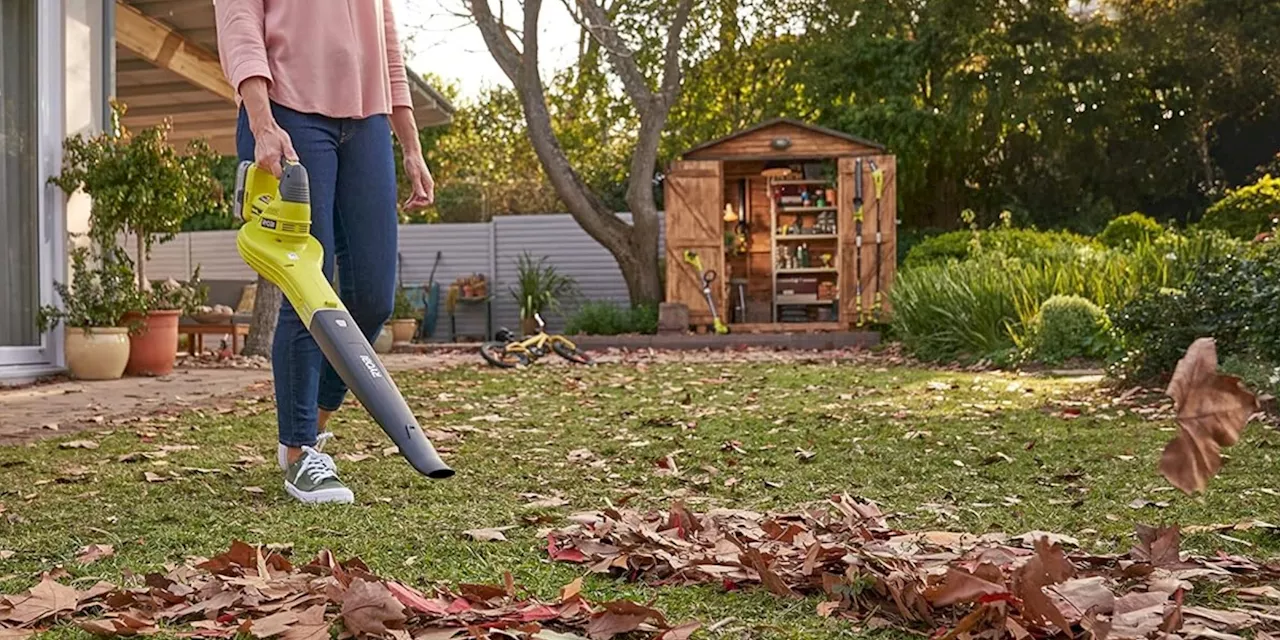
[121,100,229,119]
[117,80,208,98]
[114,0,234,102]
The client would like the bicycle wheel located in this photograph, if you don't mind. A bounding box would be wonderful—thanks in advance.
[479,342,529,368]
[552,339,594,365]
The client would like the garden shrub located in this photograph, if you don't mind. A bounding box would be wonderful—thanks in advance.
[902,227,1097,269]
[1023,295,1114,365]
[889,227,1239,365]
[1098,212,1165,248]
[1108,250,1263,382]
[1198,174,1280,240]
[565,301,658,335]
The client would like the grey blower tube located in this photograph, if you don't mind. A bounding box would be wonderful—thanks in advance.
[309,308,455,479]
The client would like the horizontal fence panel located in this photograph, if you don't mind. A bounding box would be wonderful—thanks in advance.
[119,211,667,341]
[396,223,492,341]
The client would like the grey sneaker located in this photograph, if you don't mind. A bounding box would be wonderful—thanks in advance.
[283,442,353,504]
[279,432,334,470]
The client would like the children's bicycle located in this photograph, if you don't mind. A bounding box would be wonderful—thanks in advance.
[478,313,594,368]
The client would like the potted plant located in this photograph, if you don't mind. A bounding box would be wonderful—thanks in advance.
[49,101,222,376]
[390,285,419,343]
[35,243,147,380]
[510,252,578,335]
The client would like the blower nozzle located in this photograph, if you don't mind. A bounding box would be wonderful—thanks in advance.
[234,159,454,480]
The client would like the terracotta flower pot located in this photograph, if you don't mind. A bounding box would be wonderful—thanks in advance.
[520,317,539,336]
[122,309,181,376]
[64,326,130,380]
[391,318,418,343]
[374,325,394,354]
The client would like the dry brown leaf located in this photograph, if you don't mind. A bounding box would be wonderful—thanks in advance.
[75,544,114,565]
[584,601,666,640]
[0,628,33,640]
[462,526,515,542]
[1,575,80,626]
[280,605,330,640]
[244,610,300,638]
[340,578,407,637]
[1160,338,1259,494]
[59,440,98,450]
[925,567,1008,607]
[655,621,701,640]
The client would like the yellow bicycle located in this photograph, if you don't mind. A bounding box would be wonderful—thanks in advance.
[479,313,594,368]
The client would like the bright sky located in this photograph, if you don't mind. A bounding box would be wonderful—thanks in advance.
[391,0,583,102]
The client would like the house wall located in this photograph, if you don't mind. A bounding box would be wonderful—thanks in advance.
[64,0,105,243]
[0,0,104,383]
[122,214,667,340]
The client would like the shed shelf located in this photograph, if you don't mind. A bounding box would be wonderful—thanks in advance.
[662,118,897,332]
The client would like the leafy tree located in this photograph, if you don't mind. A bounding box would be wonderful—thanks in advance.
[459,0,697,304]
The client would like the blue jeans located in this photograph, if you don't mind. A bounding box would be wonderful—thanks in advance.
[236,102,399,448]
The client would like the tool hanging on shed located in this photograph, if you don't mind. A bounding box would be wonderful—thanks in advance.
[868,160,886,323]
[416,251,442,341]
[852,158,865,327]
[682,249,729,335]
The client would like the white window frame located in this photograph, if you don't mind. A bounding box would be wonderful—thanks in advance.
[0,0,66,372]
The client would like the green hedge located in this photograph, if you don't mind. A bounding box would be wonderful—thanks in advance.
[565,301,658,335]
[1198,174,1280,240]
[902,227,1099,270]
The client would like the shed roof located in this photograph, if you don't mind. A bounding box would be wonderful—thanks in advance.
[114,0,455,155]
[680,117,886,161]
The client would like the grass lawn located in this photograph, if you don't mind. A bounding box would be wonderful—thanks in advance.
[3,352,1280,639]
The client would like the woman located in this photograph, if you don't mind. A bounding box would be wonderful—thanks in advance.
[215,0,435,504]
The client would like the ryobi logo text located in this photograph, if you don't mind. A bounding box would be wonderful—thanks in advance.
[359,354,383,379]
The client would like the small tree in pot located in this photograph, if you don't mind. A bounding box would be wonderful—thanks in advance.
[390,285,419,344]
[49,101,222,376]
[510,252,579,335]
[36,242,148,380]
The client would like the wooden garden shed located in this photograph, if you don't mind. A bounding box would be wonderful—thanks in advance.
[663,118,898,332]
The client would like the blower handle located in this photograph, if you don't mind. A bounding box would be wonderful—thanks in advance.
[279,159,310,204]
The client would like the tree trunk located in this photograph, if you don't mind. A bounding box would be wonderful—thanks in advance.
[241,274,281,358]
[136,233,147,291]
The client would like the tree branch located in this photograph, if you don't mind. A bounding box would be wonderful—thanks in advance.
[659,0,695,104]
[575,0,653,108]
[467,0,524,82]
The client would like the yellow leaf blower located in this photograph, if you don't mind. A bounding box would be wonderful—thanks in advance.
[233,159,454,479]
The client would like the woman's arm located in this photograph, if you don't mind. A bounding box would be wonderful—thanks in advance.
[382,0,433,208]
[214,0,294,174]
[381,0,414,115]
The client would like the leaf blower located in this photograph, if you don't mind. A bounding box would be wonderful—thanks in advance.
[233,159,454,480]
[682,249,729,335]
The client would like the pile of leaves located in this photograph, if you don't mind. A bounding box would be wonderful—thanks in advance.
[544,496,1280,639]
[0,541,699,640]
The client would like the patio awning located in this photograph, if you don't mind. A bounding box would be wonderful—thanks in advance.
[113,0,455,154]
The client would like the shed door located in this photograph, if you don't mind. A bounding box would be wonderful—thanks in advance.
[663,160,725,326]
[839,155,897,326]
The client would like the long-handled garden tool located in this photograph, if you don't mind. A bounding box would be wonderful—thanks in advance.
[852,158,865,327]
[868,160,885,322]
[682,249,729,334]
[233,159,453,480]
[416,250,442,341]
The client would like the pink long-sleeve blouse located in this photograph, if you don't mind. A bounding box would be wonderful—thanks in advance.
[214,0,414,120]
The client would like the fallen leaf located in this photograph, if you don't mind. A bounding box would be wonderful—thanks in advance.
[243,487,265,494]
[462,526,515,542]
[585,600,666,640]
[925,567,1008,606]
[340,579,407,637]
[1160,338,1259,494]
[143,472,170,483]
[1,575,80,626]
[75,544,114,565]
[59,440,98,450]
[245,610,299,638]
